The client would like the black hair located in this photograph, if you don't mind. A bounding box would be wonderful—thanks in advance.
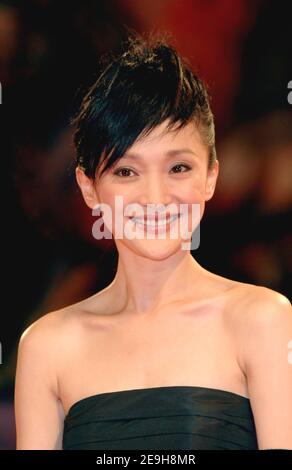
[72,30,217,180]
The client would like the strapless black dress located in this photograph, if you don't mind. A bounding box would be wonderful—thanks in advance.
[62,385,258,450]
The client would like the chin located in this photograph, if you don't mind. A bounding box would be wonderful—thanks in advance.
[125,237,189,260]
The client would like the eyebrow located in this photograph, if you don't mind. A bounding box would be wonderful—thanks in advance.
[122,148,198,160]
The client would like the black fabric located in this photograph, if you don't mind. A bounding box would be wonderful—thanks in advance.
[62,385,258,450]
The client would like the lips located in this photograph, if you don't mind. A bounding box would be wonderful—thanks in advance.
[128,213,180,222]
[129,213,180,226]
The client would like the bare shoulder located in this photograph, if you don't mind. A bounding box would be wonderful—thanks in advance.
[226,284,292,449]
[17,288,112,369]
[18,300,91,360]
[17,309,68,398]
[229,282,291,325]
[15,300,97,448]
[20,308,66,341]
[201,269,290,316]
[15,306,86,449]
[19,306,73,350]
[226,283,292,371]
[209,273,291,346]
[238,283,292,341]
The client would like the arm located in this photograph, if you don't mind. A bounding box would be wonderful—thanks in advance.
[237,288,292,450]
[14,313,65,449]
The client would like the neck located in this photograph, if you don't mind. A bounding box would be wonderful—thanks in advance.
[107,245,205,316]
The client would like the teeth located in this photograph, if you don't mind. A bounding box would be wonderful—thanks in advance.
[131,214,178,227]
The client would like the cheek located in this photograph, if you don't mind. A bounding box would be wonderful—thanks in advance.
[97,186,131,231]
[98,177,206,223]
[177,178,206,204]
[98,184,127,208]
[177,181,206,229]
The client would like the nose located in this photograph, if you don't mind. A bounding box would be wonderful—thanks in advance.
[138,173,173,209]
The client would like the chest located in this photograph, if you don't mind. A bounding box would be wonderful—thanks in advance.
[59,304,242,405]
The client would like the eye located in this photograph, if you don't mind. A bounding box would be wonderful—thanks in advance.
[170,163,192,173]
[112,163,192,177]
[113,167,136,177]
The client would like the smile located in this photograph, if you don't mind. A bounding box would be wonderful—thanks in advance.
[129,214,180,228]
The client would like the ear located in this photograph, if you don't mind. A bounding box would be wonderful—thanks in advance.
[75,166,99,209]
[204,159,219,202]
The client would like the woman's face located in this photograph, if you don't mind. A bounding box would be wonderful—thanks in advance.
[76,119,219,259]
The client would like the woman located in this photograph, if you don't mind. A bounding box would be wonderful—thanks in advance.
[14,32,292,450]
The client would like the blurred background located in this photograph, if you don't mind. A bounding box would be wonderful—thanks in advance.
[0,0,291,449]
